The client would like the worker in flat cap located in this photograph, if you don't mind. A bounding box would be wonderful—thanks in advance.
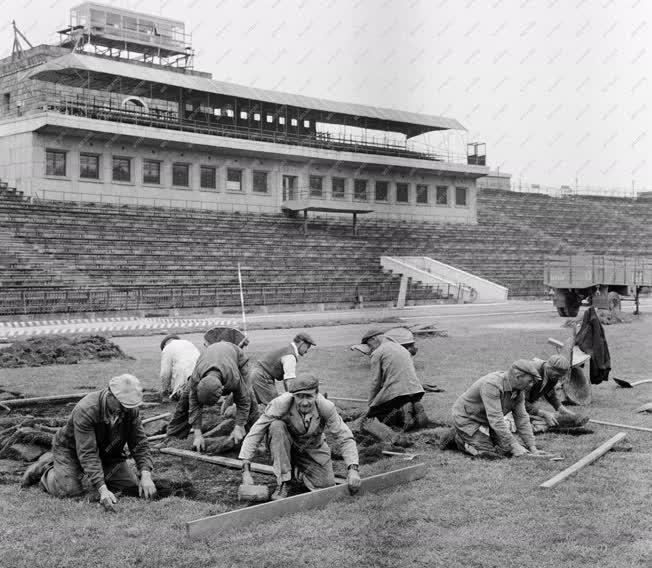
[361,329,432,430]
[239,375,360,500]
[166,340,259,452]
[521,354,585,433]
[159,334,200,401]
[248,332,316,405]
[450,360,545,458]
[21,374,156,511]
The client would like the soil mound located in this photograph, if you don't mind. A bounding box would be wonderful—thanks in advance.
[0,335,131,368]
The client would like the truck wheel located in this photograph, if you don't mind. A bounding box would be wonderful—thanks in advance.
[556,307,568,317]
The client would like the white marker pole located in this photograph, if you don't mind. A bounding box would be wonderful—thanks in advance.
[237,262,247,336]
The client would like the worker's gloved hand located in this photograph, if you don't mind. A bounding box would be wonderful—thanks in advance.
[99,485,117,512]
[540,411,559,427]
[347,466,361,494]
[511,444,529,457]
[241,462,254,486]
[138,470,157,499]
[230,424,246,445]
[192,430,205,453]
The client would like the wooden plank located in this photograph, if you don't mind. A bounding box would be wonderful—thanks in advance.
[186,462,426,539]
[588,419,652,433]
[540,432,627,489]
[142,412,171,425]
[2,393,88,408]
[159,447,275,475]
[327,396,367,404]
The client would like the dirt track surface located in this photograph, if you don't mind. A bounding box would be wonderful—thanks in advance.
[111,299,649,353]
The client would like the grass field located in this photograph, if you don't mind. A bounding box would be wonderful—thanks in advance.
[0,307,650,568]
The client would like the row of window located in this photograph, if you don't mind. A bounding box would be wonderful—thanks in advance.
[305,175,468,206]
[47,150,259,192]
[45,150,468,205]
[189,104,312,128]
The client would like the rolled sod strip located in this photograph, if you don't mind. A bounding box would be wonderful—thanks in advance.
[540,432,627,489]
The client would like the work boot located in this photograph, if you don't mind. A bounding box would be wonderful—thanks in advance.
[401,402,417,431]
[413,402,435,429]
[20,451,53,487]
[438,427,457,451]
[271,482,290,501]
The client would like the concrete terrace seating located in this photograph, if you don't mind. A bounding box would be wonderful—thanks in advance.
[0,199,447,314]
[1,187,648,315]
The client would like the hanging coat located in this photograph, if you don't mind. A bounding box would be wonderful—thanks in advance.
[575,307,611,384]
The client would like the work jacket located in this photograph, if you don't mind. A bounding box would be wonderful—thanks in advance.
[524,358,562,416]
[368,340,424,408]
[53,389,153,490]
[576,307,611,384]
[239,392,358,467]
[160,339,200,397]
[188,341,252,429]
[452,371,535,453]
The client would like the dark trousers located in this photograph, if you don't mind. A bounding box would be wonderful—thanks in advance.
[40,445,138,497]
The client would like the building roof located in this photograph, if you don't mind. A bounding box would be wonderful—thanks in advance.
[29,53,465,137]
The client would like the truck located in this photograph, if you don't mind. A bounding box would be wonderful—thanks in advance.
[543,255,652,317]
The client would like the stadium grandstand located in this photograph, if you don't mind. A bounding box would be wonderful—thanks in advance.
[1,3,650,316]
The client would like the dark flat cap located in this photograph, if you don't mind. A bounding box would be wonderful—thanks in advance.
[361,329,384,344]
[294,332,316,346]
[289,375,320,394]
[510,359,542,380]
[160,334,180,351]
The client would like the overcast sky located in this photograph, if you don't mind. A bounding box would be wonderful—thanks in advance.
[3,0,650,192]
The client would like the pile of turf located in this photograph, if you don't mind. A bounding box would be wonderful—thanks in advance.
[0,335,131,368]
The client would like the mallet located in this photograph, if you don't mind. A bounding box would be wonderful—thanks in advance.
[237,483,270,502]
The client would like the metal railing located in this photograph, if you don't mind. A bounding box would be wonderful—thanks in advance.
[0,281,448,316]
[23,190,476,224]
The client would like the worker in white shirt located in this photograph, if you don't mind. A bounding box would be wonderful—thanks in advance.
[159,335,200,401]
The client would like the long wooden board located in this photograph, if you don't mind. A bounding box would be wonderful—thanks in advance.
[186,462,426,539]
[540,432,627,489]
[588,419,652,433]
[159,447,275,475]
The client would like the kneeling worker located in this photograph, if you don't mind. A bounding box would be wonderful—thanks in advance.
[524,354,583,432]
[451,360,544,458]
[362,329,431,430]
[166,340,258,452]
[239,376,361,500]
[22,374,156,511]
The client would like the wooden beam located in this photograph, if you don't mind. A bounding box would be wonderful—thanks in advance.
[588,419,652,433]
[327,396,367,404]
[540,432,627,489]
[2,391,160,409]
[186,463,426,539]
[2,393,88,408]
[159,447,275,475]
[142,412,171,425]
